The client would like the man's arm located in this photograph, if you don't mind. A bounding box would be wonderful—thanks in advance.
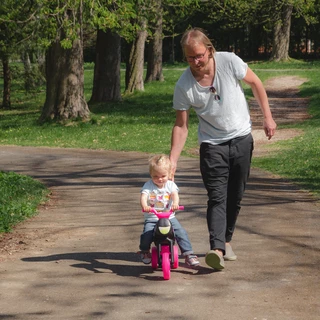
[243,67,277,140]
[169,110,189,180]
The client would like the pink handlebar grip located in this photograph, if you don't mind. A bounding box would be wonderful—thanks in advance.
[142,206,184,214]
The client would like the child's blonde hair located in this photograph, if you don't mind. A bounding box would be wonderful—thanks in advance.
[149,154,172,176]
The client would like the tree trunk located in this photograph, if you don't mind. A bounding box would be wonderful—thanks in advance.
[39,5,89,123]
[170,35,175,63]
[89,29,122,103]
[270,4,293,61]
[125,21,148,94]
[1,56,11,109]
[37,50,46,79]
[21,51,35,91]
[145,0,164,82]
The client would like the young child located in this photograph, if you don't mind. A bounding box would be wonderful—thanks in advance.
[139,154,200,267]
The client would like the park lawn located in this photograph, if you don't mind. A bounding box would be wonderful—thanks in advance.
[0,60,319,233]
[0,171,50,232]
[249,62,320,195]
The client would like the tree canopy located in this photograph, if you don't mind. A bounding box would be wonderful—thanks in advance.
[1,0,320,118]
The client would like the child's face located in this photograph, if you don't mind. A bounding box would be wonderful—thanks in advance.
[151,167,169,188]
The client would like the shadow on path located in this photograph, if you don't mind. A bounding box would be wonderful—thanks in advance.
[21,252,215,279]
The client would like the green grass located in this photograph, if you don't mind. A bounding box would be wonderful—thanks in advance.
[0,59,320,233]
[0,171,50,232]
[248,61,320,196]
[0,66,192,153]
[248,59,320,69]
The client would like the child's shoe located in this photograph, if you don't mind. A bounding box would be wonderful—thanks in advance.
[185,254,200,267]
[140,251,151,264]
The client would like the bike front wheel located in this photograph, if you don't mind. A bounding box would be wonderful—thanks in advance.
[162,251,171,280]
[151,246,158,269]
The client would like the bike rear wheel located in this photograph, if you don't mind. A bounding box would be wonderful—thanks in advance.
[172,245,179,269]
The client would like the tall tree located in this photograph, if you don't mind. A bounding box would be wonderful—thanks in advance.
[270,2,293,61]
[125,1,148,93]
[87,0,136,103]
[201,0,259,54]
[260,0,316,61]
[0,0,37,109]
[145,0,164,82]
[20,45,46,92]
[196,0,317,61]
[162,0,200,62]
[1,55,11,109]
[89,29,122,103]
[125,22,148,93]
[39,1,89,122]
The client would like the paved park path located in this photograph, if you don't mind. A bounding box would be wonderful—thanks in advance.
[0,145,319,320]
[0,76,319,319]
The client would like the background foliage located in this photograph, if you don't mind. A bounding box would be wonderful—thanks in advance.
[0,61,320,200]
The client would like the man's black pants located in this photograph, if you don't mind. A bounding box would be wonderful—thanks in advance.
[200,133,254,254]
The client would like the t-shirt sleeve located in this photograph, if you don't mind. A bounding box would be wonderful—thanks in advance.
[140,181,150,195]
[168,180,179,193]
[173,83,191,111]
[230,53,248,80]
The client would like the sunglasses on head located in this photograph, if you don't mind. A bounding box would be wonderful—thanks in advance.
[209,86,220,101]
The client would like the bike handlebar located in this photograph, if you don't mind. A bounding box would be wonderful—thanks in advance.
[142,206,184,219]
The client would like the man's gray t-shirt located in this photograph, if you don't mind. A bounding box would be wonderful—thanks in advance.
[173,52,251,145]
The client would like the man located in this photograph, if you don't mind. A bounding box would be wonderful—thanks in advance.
[169,28,277,270]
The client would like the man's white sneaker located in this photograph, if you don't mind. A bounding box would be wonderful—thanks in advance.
[224,244,237,261]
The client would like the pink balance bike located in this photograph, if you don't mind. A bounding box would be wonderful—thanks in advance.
[144,206,184,280]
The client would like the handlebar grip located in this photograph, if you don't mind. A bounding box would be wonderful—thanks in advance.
[142,206,184,213]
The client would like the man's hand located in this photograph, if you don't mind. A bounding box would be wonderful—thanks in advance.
[263,117,277,140]
[170,160,177,181]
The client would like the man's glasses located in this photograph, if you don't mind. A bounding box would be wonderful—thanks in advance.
[186,48,208,62]
[209,86,220,101]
